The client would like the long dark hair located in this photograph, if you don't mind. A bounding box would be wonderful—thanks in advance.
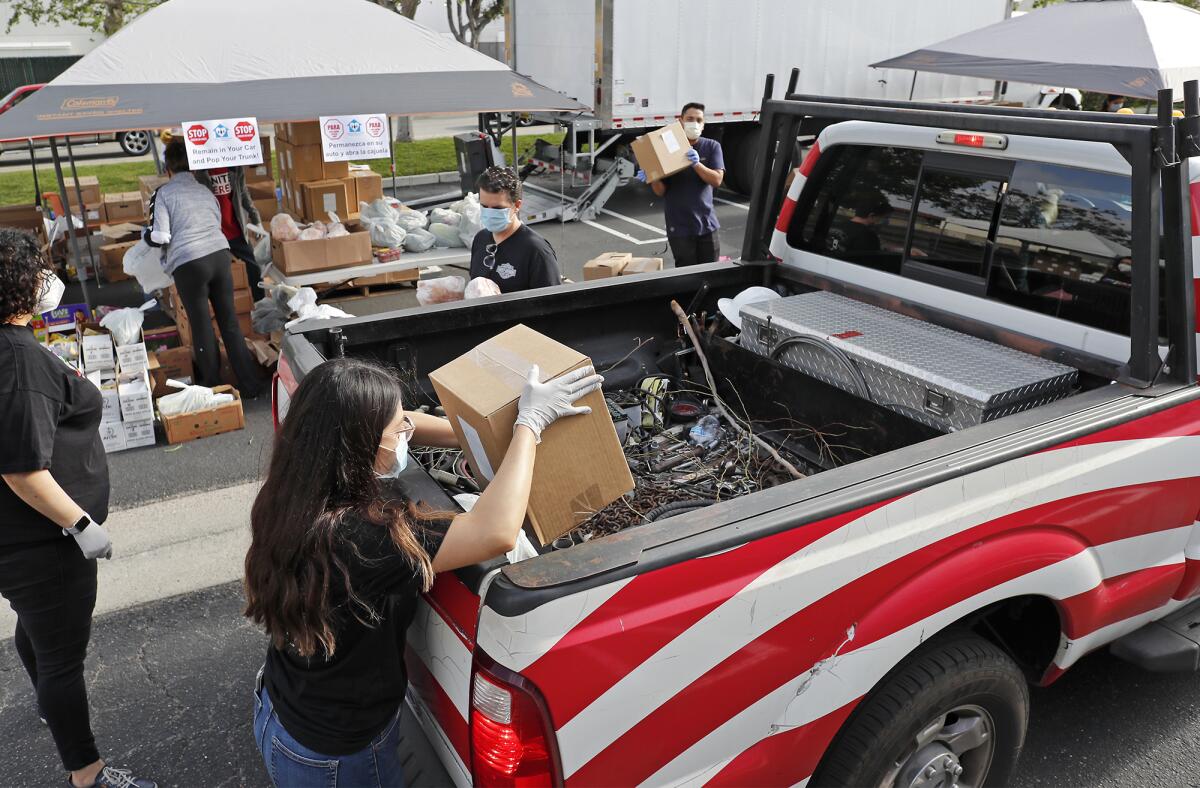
[244,357,433,658]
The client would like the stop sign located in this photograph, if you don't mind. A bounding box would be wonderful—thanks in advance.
[234,121,256,142]
[186,124,209,146]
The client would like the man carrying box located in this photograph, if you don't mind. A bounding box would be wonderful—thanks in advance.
[638,102,726,267]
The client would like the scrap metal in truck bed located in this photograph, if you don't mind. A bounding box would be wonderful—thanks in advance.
[274,78,1200,786]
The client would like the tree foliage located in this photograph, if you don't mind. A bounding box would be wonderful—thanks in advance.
[446,0,504,49]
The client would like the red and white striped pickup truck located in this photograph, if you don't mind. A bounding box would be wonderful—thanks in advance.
[275,89,1200,787]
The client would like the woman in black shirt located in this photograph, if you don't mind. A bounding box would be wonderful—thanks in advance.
[244,356,600,786]
[0,229,156,788]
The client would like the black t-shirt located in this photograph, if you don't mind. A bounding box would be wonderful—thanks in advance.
[263,504,446,755]
[469,224,562,293]
[0,323,108,548]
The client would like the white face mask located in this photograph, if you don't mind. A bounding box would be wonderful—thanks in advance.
[35,270,65,316]
[376,432,410,479]
[682,121,704,141]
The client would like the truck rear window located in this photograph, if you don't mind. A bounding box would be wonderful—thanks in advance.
[788,144,1162,339]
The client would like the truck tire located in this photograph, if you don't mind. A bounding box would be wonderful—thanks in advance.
[810,630,1028,788]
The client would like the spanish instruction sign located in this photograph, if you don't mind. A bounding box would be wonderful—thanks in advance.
[319,114,391,162]
[181,117,264,170]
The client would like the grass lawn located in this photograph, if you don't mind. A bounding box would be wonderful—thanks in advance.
[0,132,564,206]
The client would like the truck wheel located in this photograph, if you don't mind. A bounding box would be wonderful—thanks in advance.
[810,630,1028,788]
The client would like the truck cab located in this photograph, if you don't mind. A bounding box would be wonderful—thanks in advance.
[275,86,1200,786]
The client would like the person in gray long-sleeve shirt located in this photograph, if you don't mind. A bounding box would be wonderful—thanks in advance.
[145,141,262,398]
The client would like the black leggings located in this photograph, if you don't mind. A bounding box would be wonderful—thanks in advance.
[668,231,721,267]
[173,248,263,397]
[0,537,100,771]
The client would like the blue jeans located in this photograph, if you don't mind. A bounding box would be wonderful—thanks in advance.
[253,672,406,787]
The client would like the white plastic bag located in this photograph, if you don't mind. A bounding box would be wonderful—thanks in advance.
[430,207,461,227]
[270,213,302,241]
[360,198,399,223]
[464,276,501,299]
[158,380,234,417]
[298,224,326,241]
[416,276,466,305]
[49,214,85,245]
[395,207,428,233]
[324,212,349,238]
[283,286,352,329]
[429,222,464,248]
[99,300,156,346]
[122,241,172,292]
[452,192,482,247]
[403,227,436,253]
[361,216,406,248]
[243,223,272,266]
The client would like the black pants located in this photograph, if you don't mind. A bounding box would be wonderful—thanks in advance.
[173,249,264,397]
[227,232,265,303]
[668,232,721,267]
[0,538,100,771]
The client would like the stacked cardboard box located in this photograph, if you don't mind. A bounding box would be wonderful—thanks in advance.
[276,122,381,222]
[103,192,145,223]
[79,322,156,453]
[138,174,170,217]
[582,252,664,280]
[0,204,50,247]
[170,258,257,346]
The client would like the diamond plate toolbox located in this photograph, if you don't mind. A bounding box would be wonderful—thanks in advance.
[739,292,1078,432]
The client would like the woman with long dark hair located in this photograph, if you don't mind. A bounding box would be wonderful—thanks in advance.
[244,356,600,787]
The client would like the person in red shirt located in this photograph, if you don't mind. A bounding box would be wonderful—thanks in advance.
[196,166,264,300]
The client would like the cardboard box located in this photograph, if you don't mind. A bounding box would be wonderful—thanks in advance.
[230,257,250,291]
[583,252,632,280]
[149,347,194,397]
[245,137,274,182]
[100,241,138,282]
[0,204,48,245]
[139,174,170,215]
[143,325,181,353]
[78,324,115,371]
[43,303,90,333]
[279,141,349,182]
[271,230,371,274]
[99,222,144,244]
[122,418,156,448]
[160,385,245,444]
[98,420,127,453]
[117,368,154,422]
[248,181,276,200]
[350,171,383,206]
[103,192,144,222]
[253,197,278,225]
[429,325,634,545]
[64,176,101,204]
[115,339,149,373]
[301,179,349,222]
[87,371,121,424]
[81,202,106,228]
[286,121,323,146]
[630,121,693,184]
[620,257,664,275]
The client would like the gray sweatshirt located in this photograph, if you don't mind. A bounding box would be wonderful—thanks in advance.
[143,172,230,274]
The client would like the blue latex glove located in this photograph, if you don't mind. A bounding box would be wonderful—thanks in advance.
[635,169,647,183]
[685,148,701,165]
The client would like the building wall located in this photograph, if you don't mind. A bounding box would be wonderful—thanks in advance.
[0,2,103,94]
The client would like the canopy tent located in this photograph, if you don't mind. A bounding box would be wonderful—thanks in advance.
[0,0,585,140]
[870,0,1200,101]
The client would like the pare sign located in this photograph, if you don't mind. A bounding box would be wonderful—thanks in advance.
[319,113,390,162]
[180,117,264,170]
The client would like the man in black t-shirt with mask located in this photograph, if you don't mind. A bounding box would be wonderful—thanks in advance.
[468,166,562,293]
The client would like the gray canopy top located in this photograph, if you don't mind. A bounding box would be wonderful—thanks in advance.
[872,0,1200,101]
[0,0,586,141]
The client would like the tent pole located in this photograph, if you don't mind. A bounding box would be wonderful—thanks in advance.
[28,140,41,208]
[49,138,90,311]
[510,113,517,168]
[64,136,101,290]
[389,115,397,198]
[908,71,918,101]
[150,130,164,175]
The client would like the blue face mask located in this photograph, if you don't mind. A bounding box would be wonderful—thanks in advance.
[480,206,513,233]
[376,434,409,479]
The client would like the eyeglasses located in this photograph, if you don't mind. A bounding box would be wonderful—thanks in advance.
[483,243,498,271]
[381,414,417,450]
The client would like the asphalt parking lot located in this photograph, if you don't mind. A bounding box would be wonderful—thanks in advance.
[3,181,1199,787]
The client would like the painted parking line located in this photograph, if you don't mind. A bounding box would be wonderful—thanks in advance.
[598,208,667,234]
[714,196,750,210]
[582,219,667,245]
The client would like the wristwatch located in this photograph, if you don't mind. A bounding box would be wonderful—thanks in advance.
[64,514,92,535]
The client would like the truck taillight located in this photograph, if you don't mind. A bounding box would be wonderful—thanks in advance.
[470,656,562,787]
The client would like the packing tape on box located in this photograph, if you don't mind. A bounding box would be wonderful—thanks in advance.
[469,345,551,392]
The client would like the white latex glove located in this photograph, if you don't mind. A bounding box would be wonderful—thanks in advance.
[514,364,603,441]
[65,517,113,560]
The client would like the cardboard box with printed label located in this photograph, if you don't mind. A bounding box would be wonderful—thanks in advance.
[117,368,154,422]
[619,257,664,276]
[86,370,121,424]
[64,176,101,204]
[160,385,245,444]
[81,202,106,228]
[279,141,350,182]
[122,419,156,449]
[78,324,115,371]
[100,241,138,283]
[98,420,127,453]
[350,171,384,206]
[630,121,693,184]
[245,137,274,182]
[115,338,149,373]
[583,252,632,280]
[429,324,634,545]
[301,180,349,222]
[103,192,144,222]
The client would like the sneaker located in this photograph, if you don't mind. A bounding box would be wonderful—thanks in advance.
[37,704,46,726]
[71,766,158,788]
